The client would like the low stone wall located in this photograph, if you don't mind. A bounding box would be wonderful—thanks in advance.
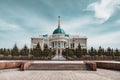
[0,62,22,70]
[21,61,33,71]
[0,61,32,71]
[96,62,120,71]
[85,62,97,71]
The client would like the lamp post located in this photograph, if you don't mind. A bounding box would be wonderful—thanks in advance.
[66,46,68,60]
[49,46,52,60]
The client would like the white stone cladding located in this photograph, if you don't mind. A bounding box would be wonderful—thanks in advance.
[31,34,87,50]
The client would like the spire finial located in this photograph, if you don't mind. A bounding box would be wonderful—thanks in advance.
[58,16,60,29]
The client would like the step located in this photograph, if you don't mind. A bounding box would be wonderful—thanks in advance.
[28,63,89,70]
[52,55,66,61]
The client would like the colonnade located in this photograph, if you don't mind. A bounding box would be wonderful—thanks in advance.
[51,41,67,48]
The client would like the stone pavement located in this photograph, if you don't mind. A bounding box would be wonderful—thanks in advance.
[52,55,66,60]
[0,69,119,80]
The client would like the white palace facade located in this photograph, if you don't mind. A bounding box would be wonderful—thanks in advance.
[31,16,87,57]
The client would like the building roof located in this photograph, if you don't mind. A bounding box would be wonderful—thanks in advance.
[53,16,66,34]
[53,28,65,34]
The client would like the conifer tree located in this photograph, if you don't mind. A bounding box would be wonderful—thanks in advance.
[76,44,82,58]
[21,45,29,56]
[33,42,42,57]
[12,44,19,56]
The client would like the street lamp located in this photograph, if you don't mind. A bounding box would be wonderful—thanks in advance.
[66,46,68,60]
[49,46,52,60]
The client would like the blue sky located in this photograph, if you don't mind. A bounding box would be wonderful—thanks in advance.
[0,0,120,49]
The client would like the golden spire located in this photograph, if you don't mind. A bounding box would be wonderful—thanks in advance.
[58,16,60,29]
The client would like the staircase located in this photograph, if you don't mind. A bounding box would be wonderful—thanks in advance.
[52,55,66,61]
[28,63,89,70]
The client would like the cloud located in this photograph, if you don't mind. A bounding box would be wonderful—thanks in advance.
[0,20,21,31]
[62,16,94,34]
[88,31,120,49]
[87,0,120,23]
[0,29,32,49]
[115,19,120,24]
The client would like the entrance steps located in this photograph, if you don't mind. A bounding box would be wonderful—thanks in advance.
[28,61,90,70]
[52,55,66,61]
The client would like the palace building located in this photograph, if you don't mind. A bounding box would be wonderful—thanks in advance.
[31,16,87,60]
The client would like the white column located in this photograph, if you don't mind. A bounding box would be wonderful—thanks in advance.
[56,48,58,55]
[59,41,60,47]
[57,41,58,48]
[60,49,62,55]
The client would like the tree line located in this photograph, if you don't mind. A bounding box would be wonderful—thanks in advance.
[0,43,54,60]
[62,44,120,60]
[0,43,120,60]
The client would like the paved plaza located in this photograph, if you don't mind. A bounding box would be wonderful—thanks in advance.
[0,69,119,80]
[0,60,120,80]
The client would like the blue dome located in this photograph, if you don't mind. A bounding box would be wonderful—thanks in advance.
[53,28,65,34]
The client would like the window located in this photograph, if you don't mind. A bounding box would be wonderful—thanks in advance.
[71,43,72,48]
[73,43,74,48]
[53,42,54,47]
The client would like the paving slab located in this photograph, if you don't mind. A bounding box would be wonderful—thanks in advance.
[0,69,119,80]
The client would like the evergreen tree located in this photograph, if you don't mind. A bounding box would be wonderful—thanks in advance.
[65,47,69,60]
[76,44,82,58]
[12,44,19,56]
[107,47,112,56]
[82,48,87,56]
[52,50,56,55]
[3,48,7,56]
[33,42,42,57]
[111,48,115,59]
[21,45,29,56]
[89,47,96,59]
[62,49,66,56]
[0,48,4,55]
[68,49,74,58]
[89,47,94,56]
[43,44,49,57]
[30,48,33,55]
[115,48,119,56]
[98,46,103,56]
[4,49,11,56]
[48,48,52,59]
